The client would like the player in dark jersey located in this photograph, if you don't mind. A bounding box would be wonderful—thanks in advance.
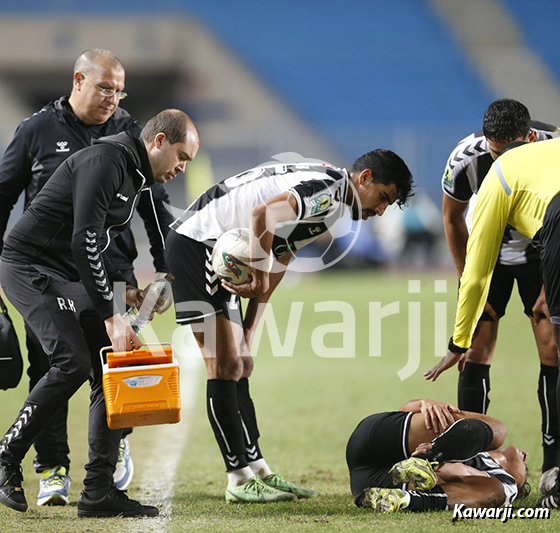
[166,150,413,503]
[425,99,560,480]
[347,398,529,513]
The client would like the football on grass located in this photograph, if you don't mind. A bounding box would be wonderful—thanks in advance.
[212,228,252,284]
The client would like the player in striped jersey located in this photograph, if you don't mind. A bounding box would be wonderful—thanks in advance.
[166,150,413,503]
[347,399,528,513]
[426,100,560,477]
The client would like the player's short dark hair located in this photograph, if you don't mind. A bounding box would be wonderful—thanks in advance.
[141,109,199,145]
[515,481,531,501]
[482,99,532,142]
[348,149,414,207]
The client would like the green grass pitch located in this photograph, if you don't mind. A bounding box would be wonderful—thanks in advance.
[0,271,557,532]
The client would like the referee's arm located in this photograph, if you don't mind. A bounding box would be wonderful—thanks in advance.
[452,169,511,350]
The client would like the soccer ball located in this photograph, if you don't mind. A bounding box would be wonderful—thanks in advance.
[212,228,252,284]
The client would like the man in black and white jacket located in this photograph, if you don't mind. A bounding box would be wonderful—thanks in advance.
[0,109,200,518]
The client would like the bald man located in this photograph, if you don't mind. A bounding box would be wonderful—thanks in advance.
[0,49,173,505]
[0,109,199,517]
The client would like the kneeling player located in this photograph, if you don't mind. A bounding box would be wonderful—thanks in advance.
[346,399,529,512]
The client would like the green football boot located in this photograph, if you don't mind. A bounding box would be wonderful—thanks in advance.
[362,487,408,513]
[389,457,438,490]
[362,488,408,513]
[225,477,297,503]
[262,473,317,499]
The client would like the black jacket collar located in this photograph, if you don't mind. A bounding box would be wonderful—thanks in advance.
[93,132,155,188]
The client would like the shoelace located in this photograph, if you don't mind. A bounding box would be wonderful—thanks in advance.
[3,464,24,486]
[42,470,67,489]
[247,477,281,495]
[266,474,284,482]
[116,441,128,466]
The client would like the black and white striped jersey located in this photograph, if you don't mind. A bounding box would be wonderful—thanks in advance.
[459,452,519,505]
[442,121,560,265]
[170,162,350,258]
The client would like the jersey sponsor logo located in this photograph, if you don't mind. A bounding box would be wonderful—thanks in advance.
[309,225,323,235]
[443,167,454,190]
[56,141,70,153]
[309,193,332,215]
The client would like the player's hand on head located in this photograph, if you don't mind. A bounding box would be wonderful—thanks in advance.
[104,313,142,352]
[424,351,467,382]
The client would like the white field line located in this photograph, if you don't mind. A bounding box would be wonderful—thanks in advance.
[126,327,203,532]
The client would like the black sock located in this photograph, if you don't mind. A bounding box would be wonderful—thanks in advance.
[406,486,448,511]
[458,362,491,413]
[206,379,248,471]
[237,377,263,462]
[415,419,493,463]
[540,364,560,472]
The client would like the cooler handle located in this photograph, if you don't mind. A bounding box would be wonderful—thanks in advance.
[99,342,173,367]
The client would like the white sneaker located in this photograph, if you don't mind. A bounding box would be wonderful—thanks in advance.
[114,437,134,490]
[37,466,71,506]
[539,467,559,494]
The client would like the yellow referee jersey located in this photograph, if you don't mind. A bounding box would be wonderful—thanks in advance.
[453,137,560,349]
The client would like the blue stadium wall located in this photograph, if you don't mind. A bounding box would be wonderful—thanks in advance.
[0,0,558,201]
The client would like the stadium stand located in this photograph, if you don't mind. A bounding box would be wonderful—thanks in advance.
[0,0,495,200]
[502,0,560,87]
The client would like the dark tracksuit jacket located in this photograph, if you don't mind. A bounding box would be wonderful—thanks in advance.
[0,97,171,471]
[0,132,160,490]
[2,131,157,318]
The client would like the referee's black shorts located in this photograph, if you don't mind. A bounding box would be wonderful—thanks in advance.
[346,411,413,506]
[165,231,243,326]
[483,260,543,320]
[539,192,560,325]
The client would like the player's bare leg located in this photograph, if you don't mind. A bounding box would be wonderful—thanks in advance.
[193,316,295,503]
[407,411,506,455]
[234,332,316,498]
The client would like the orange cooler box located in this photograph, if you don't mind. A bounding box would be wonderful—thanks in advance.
[100,343,181,429]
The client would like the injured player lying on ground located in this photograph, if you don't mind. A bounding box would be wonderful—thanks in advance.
[346,399,530,513]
